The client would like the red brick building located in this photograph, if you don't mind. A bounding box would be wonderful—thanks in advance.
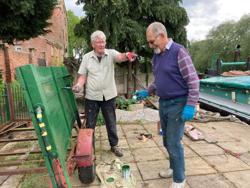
[0,0,68,82]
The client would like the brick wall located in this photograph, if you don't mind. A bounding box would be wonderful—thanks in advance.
[9,49,30,80]
[0,49,4,80]
[0,0,68,82]
[0,49,4,71]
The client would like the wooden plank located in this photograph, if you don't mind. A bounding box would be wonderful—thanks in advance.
[0,167,47,176]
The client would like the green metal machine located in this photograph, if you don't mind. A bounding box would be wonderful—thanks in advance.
[216,59,250,74]
[16,64,81,187]
[200,76,250,121]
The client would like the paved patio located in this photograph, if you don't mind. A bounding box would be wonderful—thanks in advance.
[70,120,250,188]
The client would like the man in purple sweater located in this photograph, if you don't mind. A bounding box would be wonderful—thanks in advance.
[138,22,199,188]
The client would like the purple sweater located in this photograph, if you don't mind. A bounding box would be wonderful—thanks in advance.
[148,39,199,106]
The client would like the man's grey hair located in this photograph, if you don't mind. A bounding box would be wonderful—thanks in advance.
[90,30,106,43]
[148,22,167,36]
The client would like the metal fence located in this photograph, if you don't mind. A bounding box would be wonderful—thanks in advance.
[0,82,30,126]
[0,86,9,125]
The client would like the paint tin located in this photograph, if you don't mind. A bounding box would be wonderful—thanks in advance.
[122,164,131,180]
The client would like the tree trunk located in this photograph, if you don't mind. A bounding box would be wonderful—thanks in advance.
[3,44,15,121]
[127,63,133,99]
[3,44,12,83]
[145,58,149,87]
[133,59,138,92]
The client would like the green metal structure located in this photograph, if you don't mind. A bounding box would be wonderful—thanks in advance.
[16,64,79,188]
[200,76,250,121]
[200,76,250,105]
[216,59,250,73]
[0,86,10,125]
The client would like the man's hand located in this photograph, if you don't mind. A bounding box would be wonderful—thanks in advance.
[182,105,196,121]
[72,84,81,93]
[126,52,137,62]
[135,89,149,100]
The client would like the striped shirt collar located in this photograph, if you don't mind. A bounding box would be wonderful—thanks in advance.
[165,38,173,50]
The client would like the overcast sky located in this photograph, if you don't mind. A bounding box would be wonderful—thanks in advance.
[65,0,250,41]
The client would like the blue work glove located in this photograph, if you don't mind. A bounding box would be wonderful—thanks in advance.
[135,90,149,100]
[182,105,196,121]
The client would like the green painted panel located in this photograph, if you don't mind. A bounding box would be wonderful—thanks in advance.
[16,64,78,188]
[200,77,250,105]
[200,76,250,89]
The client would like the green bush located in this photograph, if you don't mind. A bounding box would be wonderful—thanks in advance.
[116,96,136,110]
[0,78,4,92]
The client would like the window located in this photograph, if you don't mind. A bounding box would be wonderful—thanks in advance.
[14,45,22,52]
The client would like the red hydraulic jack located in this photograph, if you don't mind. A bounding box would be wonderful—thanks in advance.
[50,131,95,188]
[75,128,95,183]
[51,127,95,188]
[66,117,95,185]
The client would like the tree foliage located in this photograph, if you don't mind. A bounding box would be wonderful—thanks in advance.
[67,10,87,58]
[189,14,250,72]
[0,0,57,43]
[75,0,189,56]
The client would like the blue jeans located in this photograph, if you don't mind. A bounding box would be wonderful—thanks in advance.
[159,97,186,183]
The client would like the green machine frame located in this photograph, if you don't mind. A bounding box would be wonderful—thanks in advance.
[16,64,80,188]
[200,76,250,121]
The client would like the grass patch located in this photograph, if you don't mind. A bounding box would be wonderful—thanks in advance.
[20,173,50,188]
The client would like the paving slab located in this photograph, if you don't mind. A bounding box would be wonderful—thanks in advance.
[224,170,250,188]
[72,186,99,188]
[126,138,158,149]
[188,143,225,156]
[159,146,170,158]
[142,123,159,134]
[121,124,145,132]
[127,162,143,182]
[121,128,146,139]
[206,122,249,138]
[239,152,250,166]
[184,146,199,158]
[195,123,239,142]
[137,160,169,180]
[204,155,250,172]
[204,132,237,142]
[217,141,250,154]
[186,174,235,188]
[94,139,101,151]
[96,148,135,163]
[152,135,164,147]
[98,126,125,140]
[138,178,191,188]
[117,149,135,164]
[100,138,129,150]
[97,150,119,163]
[132,147,166,162]
[186,157,217,176]
[182,135,207,145]
[143,179,176,188]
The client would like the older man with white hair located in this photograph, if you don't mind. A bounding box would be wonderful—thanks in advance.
[73,30,136,157]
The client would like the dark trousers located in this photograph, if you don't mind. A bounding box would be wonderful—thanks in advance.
[85,97,118,147]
